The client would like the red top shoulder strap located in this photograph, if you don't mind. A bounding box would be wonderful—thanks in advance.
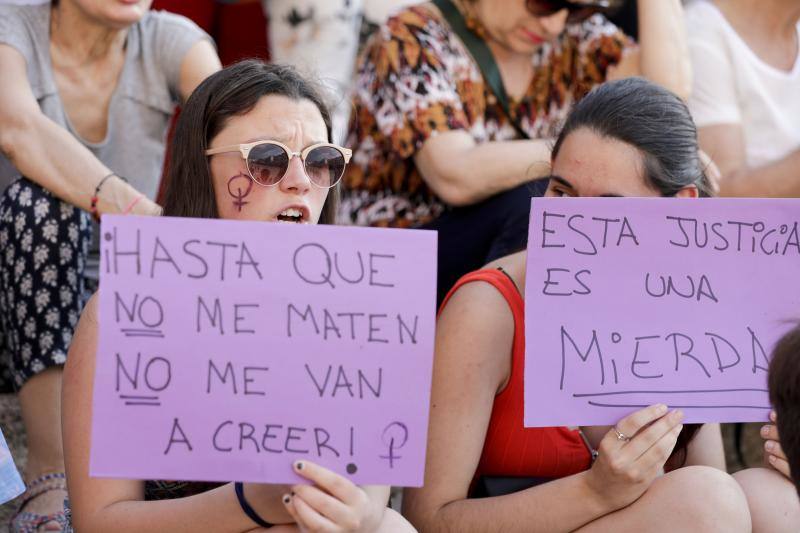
[439,268,523,322]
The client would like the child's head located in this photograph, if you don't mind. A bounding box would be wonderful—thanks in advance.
[769,323,800,493]
[162,60,343,225]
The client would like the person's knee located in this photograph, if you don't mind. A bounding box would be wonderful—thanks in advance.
[660,466,751,532]
[734,467,799,533]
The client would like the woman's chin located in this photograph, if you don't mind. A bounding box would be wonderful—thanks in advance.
[101,6,147,28]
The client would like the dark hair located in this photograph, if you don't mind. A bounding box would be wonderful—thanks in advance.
[552,77,713,198]
[162,60,339,224]
[769,323,800,494]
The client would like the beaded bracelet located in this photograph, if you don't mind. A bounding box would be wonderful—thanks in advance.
[90,172,128,221]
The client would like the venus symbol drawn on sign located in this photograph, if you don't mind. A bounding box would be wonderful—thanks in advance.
[227,173,254,212]
[379,422,408,469]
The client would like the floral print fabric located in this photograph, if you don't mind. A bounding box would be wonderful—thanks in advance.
[340,4,632,228]
[0,178,93,392]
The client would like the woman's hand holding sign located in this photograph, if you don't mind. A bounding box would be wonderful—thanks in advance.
[762,411,791,479]
[585,404,684,512]
[282,460,388,533]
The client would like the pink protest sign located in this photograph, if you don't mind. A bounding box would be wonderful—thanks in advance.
[90,215,436,486]
[525,198,800,427]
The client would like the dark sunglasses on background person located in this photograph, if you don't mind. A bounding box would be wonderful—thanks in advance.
[525,0,620,23]
[205,140,352,189]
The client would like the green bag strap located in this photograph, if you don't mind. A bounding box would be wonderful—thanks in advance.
[432,0,530,139]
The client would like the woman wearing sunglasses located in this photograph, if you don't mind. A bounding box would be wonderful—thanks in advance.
[402,78,751,532]
[342,0,691,305]
[61,60,414,533]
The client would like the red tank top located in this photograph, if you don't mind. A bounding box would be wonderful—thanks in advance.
[440,269,592,480]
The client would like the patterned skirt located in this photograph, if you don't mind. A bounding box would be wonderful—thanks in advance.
[0,178,93,392]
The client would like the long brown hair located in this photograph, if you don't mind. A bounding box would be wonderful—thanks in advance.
[161,60,340,224]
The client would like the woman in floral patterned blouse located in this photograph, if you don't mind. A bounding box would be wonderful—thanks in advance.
[341,0,691,301]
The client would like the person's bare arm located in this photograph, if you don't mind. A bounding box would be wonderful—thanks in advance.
[415,0,694,207]
[0,44,159,216]
[681,424,726,471]
[698,123,800,197]
[62,295,295,533]
[177,39,221,102]
[607,0,692,100]
[413,131,551,206]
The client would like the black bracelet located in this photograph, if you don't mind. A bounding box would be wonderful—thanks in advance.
[91,173,128,221]
[234,482,274,529]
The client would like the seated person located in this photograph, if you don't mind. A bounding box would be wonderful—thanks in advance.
[62,60,414,533]
[403,78,751,532]
[342,0,693,303]
[733,324,800,532]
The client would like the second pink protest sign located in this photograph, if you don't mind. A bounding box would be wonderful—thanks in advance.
[525,197,800,427]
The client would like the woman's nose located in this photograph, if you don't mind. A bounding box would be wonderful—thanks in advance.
[278,155,311,193]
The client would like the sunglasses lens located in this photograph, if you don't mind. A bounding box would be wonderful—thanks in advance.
[305,146,346,188]
[526,0,601,22]
[525,0,564,17]
[248,143,289,185]
[567,7,599,22]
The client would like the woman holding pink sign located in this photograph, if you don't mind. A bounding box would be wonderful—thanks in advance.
[61,61,414,533]
[403,78,753,532]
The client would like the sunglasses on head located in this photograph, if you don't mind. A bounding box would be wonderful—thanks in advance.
[205,140,352,189]
[525,0,614,23]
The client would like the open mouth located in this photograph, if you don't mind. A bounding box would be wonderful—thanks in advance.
[276,207,308,224]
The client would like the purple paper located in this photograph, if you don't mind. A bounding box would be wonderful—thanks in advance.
[90,215,436,486]
[525,198,800,427]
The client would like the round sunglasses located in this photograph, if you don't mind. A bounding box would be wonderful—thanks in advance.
[205,140,352,189]
[525,0,615,23]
